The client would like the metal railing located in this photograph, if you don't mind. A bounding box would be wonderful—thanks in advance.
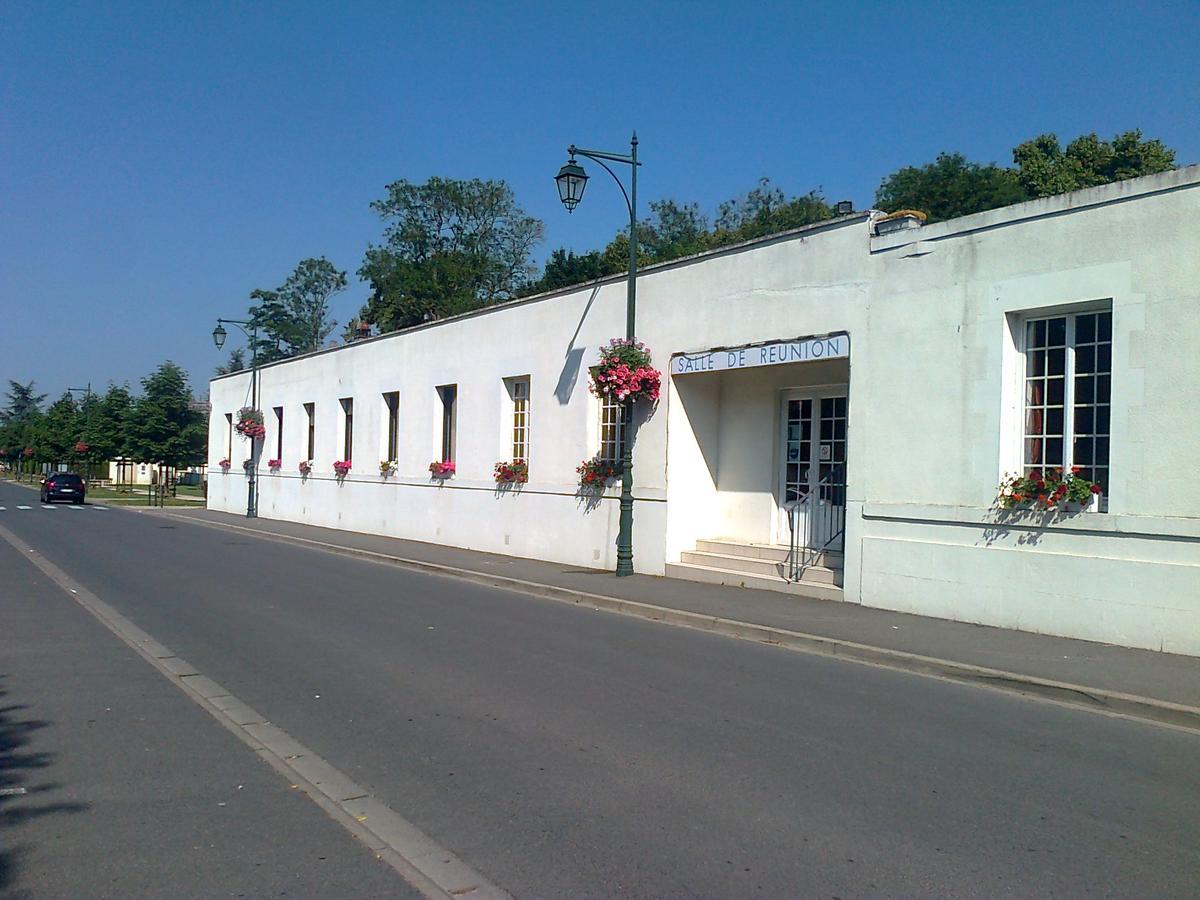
[785,471,846,581]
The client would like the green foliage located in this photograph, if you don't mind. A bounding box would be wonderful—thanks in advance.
[126,362,207,468]
[874,153,1028,222]
[357,177,544,333]
[1013,130,1176,198]
[84,385,135,463]
[248,257,347,363]
[713,178,833,243]
[521,248,621,296]
[877,130,1177,222]
[1,380,46,426]
[0,380,47,473]
[215,347,246,376]
[41,393,80,462]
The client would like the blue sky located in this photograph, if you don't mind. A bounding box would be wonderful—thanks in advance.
[2,1,1197,402]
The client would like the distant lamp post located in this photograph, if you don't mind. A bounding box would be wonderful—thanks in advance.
[555,133,641,577]
[212,317,258,518]
[67,383,93,478]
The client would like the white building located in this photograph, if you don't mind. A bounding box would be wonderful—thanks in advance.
[209,167,1200,656]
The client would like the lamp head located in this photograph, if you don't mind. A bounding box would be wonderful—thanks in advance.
[212,323,227,350]
[555,157,588,212]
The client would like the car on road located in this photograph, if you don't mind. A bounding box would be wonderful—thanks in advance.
[40,472,86,504]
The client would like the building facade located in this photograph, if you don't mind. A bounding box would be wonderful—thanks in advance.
[209,167,1200,656]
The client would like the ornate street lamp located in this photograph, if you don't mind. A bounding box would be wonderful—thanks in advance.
[555,133,641,576]
[212,317,258,518]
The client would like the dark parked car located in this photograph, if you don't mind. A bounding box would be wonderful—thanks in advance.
[40,473,86,504]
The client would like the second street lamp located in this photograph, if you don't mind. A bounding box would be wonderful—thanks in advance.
[212,317,258,518]
[555,132,641,577]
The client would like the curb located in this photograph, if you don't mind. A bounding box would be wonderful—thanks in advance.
[157,510,1200,734]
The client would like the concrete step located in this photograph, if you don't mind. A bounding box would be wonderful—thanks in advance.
[679,550,843,586]
[665,562,844,603]
[694,539,843,570]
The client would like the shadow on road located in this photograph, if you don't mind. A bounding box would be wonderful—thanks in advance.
[0,675,88,893]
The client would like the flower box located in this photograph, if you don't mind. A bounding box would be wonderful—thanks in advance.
[332,460,352,478]
[429,460,455,479]
[576,457,621,494]
[298,460,312,476]
[493,460,528,485]
[218,458,231,470]
[997,467,1102,513]
[267,458,282,471]
[379,460,397,476]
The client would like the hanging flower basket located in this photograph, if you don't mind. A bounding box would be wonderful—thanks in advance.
[997,467,1102,512]
[218,458,231,470]
[298,460,312,476]
[590,338,661,404]
[333,460,352,478]
[234,407,267,439]
[576,456,621,494]
[267,458,282,471]
[493,460,528,485]
[380,459,397,476]
[429,460,455,480]
[74,440,90,455]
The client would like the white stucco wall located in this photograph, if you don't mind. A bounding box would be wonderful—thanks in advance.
[210,166,1200,654]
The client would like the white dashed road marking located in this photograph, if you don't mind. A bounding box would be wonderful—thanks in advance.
[16,506,31,510]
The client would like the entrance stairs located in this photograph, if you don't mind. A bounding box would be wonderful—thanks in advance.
[666,539,843,602]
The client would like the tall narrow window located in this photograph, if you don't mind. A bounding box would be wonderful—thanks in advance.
[340,397,354,461]
[598,392,623,463]
[273,406,283,461]
[509,377,530,462]
[438,385,457,463]
[383,391,400,461]
[304,403,315,461]
[225,413,233,460]
[1023,307,1112,495]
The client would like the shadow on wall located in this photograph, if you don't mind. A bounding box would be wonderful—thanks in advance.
[0,676,89,893]
[555,284,603,405]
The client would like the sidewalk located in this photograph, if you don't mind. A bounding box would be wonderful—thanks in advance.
[161,507,1200,725]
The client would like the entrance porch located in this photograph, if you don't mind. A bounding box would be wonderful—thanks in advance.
[664,334,852,600]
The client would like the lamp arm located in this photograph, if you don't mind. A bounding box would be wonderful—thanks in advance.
[572,149,634,221]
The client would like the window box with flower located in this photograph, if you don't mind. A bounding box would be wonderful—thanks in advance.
[332,460,352,479]
[429,460,455,480]
[493,460,528,485]
[997,467,1102,513]
[298,460,312,477]
[576,456,621,495]
[218,458,231,471]
[380,459,397,476]
[267,458,282,471]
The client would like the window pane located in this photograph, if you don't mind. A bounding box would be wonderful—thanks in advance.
[1047,317,1066,346]
[1024,438,1043,466]
[1046,407,1064,436]
[821,398,834,418]
[1074,406,1093,435]
[1075,313,1095,343]
[1029,351,1046,377]
[1098,311,1112,341]
[1047,377,1064,405]
[1025,410,1044,436]
[1074,437,1093,464]
[1076,345,1095,374]
[1097,344,1111,373]
[1045,438,1063,466]
[1047,346,1065,376]
[1095,437,1109,465]
[1076,375,1095,404]
[1095,405,1110,434]
[1096,374,1110,403]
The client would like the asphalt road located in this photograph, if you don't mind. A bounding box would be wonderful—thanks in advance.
[1,480,1198,897]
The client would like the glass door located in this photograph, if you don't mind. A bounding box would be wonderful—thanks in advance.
[777,391,847,550]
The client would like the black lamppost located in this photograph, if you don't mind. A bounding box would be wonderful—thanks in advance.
[66,383,92,477]
[212,318,258,518]
[555,133,641,577]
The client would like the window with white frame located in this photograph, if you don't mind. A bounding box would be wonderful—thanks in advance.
[304,402,315,460]
[598,391,623,464]
[437,385,457,463]
[340,397,354,461]
[507,377,530,463]
[1023,307,1111,495]
[383,391,399,462]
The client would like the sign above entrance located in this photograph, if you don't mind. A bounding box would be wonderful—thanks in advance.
[670,333,849,376]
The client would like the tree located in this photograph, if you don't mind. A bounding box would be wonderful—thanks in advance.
[84,385,135,464]
[714,178,833,243]
[247,257,347,363]
[357,177,544,332]
[126,363,206,468]
[1,380,46,426]
[1,380,47,478]
[42,393,80,464]
[522,248,621,296]
[215,347,247,376]
[874,153,1028,222]
[1013,130,1176,198]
